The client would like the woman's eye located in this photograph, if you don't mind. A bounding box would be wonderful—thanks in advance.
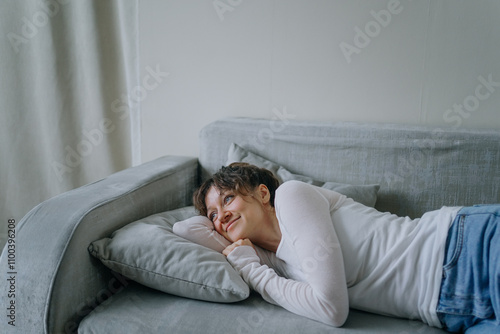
[209,212,217,222]
[224,195,233,204]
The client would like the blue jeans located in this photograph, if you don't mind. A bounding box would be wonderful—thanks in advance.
[436,205,500,333]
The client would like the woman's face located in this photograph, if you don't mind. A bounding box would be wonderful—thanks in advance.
[205,185,268,243]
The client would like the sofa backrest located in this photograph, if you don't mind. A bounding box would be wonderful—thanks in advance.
[199,117,500,218]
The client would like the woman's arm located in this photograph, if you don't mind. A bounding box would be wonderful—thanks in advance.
[227,181,349,327]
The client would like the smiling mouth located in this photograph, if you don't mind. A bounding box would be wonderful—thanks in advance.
[226,217,240,232]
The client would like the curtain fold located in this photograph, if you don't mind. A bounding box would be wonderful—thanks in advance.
[0,0,139,249]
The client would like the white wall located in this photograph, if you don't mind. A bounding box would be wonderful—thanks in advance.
[139,0,500,161]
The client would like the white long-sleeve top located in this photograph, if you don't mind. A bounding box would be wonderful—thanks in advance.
[227,180,461,327]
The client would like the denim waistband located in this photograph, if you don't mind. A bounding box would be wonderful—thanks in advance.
[436,204,500,332]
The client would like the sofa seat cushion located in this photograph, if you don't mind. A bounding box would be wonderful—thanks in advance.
[78,282,447,333]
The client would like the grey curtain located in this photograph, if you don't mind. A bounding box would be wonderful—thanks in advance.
[0,0,139,249]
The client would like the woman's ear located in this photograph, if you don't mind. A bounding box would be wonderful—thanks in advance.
[257,184,271,205]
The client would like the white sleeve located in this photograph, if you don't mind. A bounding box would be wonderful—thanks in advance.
[173,215,231,252]
[227,181,349,327]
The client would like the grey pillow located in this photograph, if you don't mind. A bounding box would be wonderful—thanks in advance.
[88,207,249,303]
[227,143,380,207]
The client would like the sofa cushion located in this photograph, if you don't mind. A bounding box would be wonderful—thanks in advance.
[227,143,380,207]
[88,206,249,303]
[78,283,448,334]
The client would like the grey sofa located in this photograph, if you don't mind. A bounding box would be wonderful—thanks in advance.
[2,117,499,334]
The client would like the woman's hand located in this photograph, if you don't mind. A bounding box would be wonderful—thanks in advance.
[222,238,254,256]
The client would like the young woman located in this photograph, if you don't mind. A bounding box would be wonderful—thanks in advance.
[191,162,500,333]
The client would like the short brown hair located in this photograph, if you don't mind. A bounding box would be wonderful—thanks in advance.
[193,162,280,216]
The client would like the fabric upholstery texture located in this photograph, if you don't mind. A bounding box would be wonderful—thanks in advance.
[89,207,249,303]
[227,142,380,207]
[200,118,500,219]
[78,283,447,334]
[89,142,378,306]
[3,118,499,334]
[0,156,198,334]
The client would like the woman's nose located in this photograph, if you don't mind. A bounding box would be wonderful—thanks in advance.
[220,210,231,223]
